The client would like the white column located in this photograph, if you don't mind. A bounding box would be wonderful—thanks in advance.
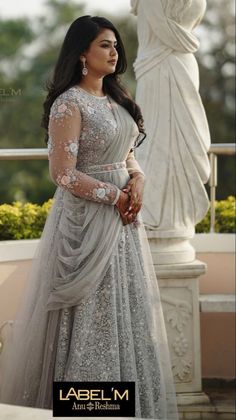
[148,231,211,406]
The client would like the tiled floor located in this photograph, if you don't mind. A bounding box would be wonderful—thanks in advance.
[178,380,236,420]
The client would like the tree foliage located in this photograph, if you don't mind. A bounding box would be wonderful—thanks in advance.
[195,0,235,199]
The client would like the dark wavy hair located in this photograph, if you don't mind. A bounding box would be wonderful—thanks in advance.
[41,15,146,150]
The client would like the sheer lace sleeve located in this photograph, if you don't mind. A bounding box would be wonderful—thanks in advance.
[47,95,121,205]
[126,150,145,178]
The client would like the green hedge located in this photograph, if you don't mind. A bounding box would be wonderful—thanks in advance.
[0,199,53,240]
[0,196,235,240]
[196,196,235,233]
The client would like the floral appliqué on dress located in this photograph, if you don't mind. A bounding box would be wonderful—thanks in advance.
[47,94,122,205]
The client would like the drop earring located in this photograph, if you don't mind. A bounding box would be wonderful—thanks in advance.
[82,60,88,76]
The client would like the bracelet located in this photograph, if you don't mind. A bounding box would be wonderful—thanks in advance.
[112,187,121,205]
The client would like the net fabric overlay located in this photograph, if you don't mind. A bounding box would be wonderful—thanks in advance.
[0,86,179,419]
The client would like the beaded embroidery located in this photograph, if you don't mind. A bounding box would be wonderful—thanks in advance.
[48,88,122,205]
[48,86,144,205]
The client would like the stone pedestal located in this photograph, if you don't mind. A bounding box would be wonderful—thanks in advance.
[148,236,196,265]
[150,245,211,406]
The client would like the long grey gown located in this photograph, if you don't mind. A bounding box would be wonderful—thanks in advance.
[0,86,179,419]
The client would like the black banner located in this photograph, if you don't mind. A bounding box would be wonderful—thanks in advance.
[53,381,135,417]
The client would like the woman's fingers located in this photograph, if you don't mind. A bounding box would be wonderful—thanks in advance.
[130,191,142,212]
[124,200,141,216]
[121,181,144,221]
[122,184,131,193]
[120,207,138,225]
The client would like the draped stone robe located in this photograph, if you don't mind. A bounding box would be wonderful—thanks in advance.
[132,0,211,236]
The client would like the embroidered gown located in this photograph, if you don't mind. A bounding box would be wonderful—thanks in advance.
[0,86,179,419]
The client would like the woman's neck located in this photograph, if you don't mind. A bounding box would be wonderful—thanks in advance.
[78,75,105,97]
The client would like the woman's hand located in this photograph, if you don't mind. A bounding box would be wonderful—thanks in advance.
[115,190,136,225]
[122,173,145,220]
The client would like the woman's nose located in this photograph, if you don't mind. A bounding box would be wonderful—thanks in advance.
[110,47,117,56]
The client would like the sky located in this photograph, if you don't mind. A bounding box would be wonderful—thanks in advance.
[0,0,131,18]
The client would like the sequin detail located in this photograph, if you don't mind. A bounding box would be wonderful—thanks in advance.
[64,141,79,156]
[54,223,162,418]
[49,99,74,120]
[84,161,126,174]
[47,137,79,158]
[47,88,124,205]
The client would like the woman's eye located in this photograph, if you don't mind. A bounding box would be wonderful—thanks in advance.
[101,44,118,49]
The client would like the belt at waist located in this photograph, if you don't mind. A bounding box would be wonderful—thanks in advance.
[78,161,127,174]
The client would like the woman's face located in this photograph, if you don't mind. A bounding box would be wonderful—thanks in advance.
[82,29,118,77]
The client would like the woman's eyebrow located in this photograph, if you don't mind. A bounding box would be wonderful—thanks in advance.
[99,39,118,44]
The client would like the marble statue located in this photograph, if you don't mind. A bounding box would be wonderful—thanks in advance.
[131,0,211,242]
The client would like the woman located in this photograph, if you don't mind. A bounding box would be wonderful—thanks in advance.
[0,16,179,419]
